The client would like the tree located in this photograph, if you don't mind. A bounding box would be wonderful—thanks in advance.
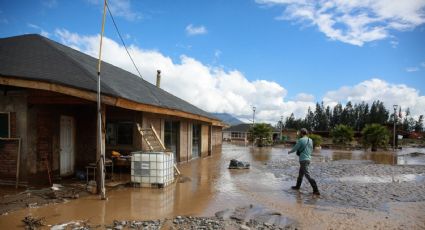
[331,124,354,146]
[415,115,424,132]
[325,105,332,131]
[368,100,389,125]
[331,103,343,128]
[313,102,329,131]
[250,123,273,147]
[308,134,323,148]
[354,102,369,131]
[305,107,315,131]
[341,101,355,128]
[361,123,390,151]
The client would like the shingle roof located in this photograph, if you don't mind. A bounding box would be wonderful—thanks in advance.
[223,123,252,132]
[0,34,219,121]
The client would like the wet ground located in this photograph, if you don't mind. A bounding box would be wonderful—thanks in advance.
[1,143,425,229]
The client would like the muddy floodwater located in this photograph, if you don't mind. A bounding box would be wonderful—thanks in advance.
[1,143,425,229]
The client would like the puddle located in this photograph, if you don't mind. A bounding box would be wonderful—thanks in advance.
[318,148,425,165]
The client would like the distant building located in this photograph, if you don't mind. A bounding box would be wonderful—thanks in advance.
[223,123,281,142]
[223,124,252,142]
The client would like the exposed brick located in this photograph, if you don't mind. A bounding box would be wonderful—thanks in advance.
[0,140,19,180]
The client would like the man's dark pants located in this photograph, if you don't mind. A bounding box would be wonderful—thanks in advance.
[295,160,319,192]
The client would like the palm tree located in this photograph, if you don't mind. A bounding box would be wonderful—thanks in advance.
[331,124,354,146]
[361,123,390,151]
[250,123,273,147]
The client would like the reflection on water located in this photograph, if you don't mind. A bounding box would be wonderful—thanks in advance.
[318,147,425,165]
[325,174,425,183]
[0,143,424,229]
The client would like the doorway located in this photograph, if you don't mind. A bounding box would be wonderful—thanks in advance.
[60,115,75,176]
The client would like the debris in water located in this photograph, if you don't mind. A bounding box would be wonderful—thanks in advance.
[177,175,191,183]
[228,159,250,169]
[22,216,45,230]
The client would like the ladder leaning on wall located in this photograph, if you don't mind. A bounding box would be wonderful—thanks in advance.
[136,123,181,176]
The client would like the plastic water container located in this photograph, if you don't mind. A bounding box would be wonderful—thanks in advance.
[131,151,174,187]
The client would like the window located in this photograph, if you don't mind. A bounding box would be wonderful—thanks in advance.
[192,124,201,158]
[0,113,10,138]
[164,121,179,161]
[106,121,133,145]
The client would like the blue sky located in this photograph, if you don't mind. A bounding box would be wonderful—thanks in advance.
[1,0,425,123]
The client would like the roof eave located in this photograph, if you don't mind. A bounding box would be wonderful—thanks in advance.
[0,75,224,126]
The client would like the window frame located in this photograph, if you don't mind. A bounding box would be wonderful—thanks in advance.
[106,120,134,146]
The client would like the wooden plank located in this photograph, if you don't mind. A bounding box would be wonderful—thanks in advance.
[150,124,166,150]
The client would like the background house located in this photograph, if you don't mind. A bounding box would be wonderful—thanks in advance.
[0,34,223,186]
[223,123,281,143]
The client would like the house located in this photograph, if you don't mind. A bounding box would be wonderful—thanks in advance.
[222,124,252,142]
[223,123,281,142]
[0,34,223,186]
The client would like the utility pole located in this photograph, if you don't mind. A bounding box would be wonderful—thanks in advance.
[97,0,108,200]
[393,105,398,151]
[252,106,256,146]
[252,106,256,126]
[280,115,283,141]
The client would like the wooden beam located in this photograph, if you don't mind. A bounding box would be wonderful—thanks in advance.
[28,96,93,104]
[0,75,224,126]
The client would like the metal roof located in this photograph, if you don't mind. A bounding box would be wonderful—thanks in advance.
[0,34,219,121]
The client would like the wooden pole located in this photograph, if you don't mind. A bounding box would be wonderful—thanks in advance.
[16,138,21,189]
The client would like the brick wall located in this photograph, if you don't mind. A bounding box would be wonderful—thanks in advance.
[0,139,19,180]
[0,112,19,182]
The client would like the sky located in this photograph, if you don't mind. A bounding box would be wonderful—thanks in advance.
[1,0,425,124]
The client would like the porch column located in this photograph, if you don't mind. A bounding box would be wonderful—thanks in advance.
[96,105,106,195]
[208,125,212,156]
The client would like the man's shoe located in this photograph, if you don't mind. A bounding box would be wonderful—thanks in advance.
[313,191,321,195]
[291,186,300,190]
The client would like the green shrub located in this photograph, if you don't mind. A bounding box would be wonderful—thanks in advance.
[331,124,354,146]
[308,134,323,148]
[361,123,390,151]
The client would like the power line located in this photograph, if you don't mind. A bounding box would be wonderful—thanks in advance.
[106,2,143,79]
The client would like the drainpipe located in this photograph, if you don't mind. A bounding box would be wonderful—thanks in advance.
[156,70,161,88]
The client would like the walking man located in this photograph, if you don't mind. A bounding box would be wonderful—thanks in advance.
[288,128,320,195]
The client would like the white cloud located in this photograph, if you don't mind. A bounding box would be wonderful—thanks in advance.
[53,30,425,124]
[390,40,399,48]
[42,0,57,8]
[295,93,315,102]
[27,23,50,38]
[54,29,314,124]
[186,24,208,36]
[406,66,420,72]
[214,49,222,59]
[256,0,425,46]
[88,0,141,21]
[323,78,425,117]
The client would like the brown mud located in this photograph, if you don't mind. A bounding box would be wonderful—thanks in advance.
[0,143,424,229]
